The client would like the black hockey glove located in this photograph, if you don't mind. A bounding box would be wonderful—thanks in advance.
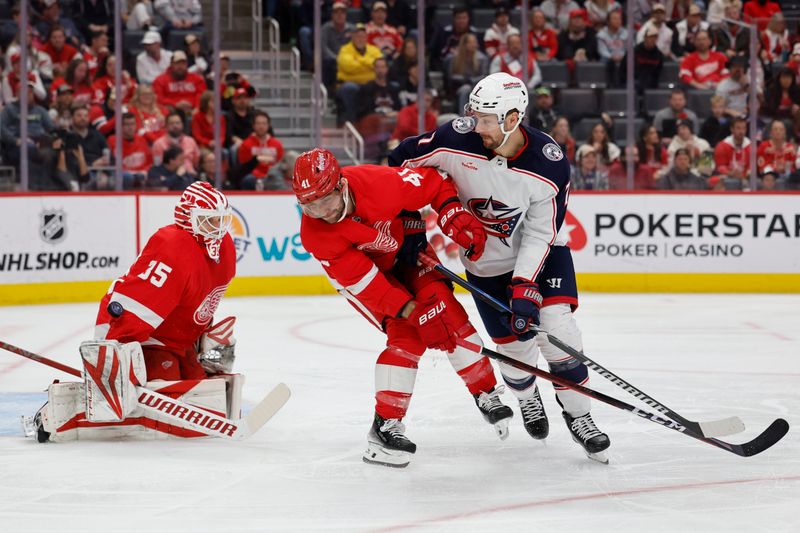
[397,210,428,266]
[507,278,542,339]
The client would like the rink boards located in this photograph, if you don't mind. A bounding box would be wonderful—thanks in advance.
[1,191,799,304]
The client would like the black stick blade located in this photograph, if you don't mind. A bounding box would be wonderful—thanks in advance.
[724,419,790,457]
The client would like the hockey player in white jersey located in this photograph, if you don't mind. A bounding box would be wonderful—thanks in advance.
[389,72,610,462]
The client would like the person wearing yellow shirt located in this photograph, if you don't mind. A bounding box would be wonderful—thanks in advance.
[337,24,384,125]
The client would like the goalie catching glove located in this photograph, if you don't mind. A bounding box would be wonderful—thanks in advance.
[198,316,237,374]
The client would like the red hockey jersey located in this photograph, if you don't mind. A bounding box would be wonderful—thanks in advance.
[96,225,236,356]
[300,165,457,322]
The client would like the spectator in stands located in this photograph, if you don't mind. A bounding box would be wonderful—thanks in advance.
[153,50,207,112]
[108,111,153,188]
[742,0,782,32]
[529,9,559,63]
[700,94,732,146]
[556,9,599,62]
[1,52,47,105]
[636,3,673,60]
[390,89,437,145]
[218,57,256,110]
[183,33,209,76]
[92,54,136,105]
[711,2,747,57]
[667,119,713,174]
[37,1,83,47]
[0,81,58,187]
[654,89,699,136]
[42,26,80,78]
[191,90,226,151]
[714,117,752,180]
[529,86,560,133]
[337,24,383,125]
[0,4,20,51]
[129,84,168,143]
[630,27,664,93]
[759,167,780,189]
[607,145,657,189]
[672,4,709,59]
[147,145,195,190]
[657,148,706,189]
[225,87,255,154]
[680,30,728,89]
[89,86,122,136]
[388,37,418,86]
[196,149,216,184]
[6,37,54,83]
[707,0,732,25]
[540,0,581,32]
[758,120,796,177]
[238,110,284,190]
[637,124,669,179]
[51,57,93,106]
[597,8,628,88]
[762,12,790,62]
[152,111,200,174]
[357,57,400,120]
[572,145,610,189]
[716,56,750,118]
[382,0,414,37]
[550,116,576,163]
[82,30,109,78]
[315,2,353,89]
[484,7,519,58]
[125,0,155,30]
[446,33,489,112]
[577,122,620,171]
[490,34,541,90]
[585,0,620,29]
[367,2,403,59]
[154,0,203,32]
[763,68,800,137]
[75,0,113,38]
[49,84,74,129]
[70,105,109,168]
[429,7,481,71]
[136,31,172,85]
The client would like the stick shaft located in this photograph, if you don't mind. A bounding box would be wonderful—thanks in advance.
[0,340,82,378]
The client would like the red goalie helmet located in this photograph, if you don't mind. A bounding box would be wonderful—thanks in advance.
[292,148,341,204]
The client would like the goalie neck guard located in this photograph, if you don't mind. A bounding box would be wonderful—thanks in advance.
[174,182,233,262]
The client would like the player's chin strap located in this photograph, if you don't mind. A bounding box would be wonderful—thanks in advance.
[497,113,522,150]
[336,178,351,223]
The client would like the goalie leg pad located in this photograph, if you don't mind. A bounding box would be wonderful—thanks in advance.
[81,340,147,422]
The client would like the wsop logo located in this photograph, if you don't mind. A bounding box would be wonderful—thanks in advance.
[40,209,67,244]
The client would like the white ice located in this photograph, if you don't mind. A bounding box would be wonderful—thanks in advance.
[0,293,798,533]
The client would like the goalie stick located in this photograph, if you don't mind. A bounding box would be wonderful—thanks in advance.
[0,340,290,441]
[418,254,754,439]
[456,337,788,457]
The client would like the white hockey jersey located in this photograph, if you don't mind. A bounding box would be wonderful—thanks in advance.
[389,122,570,281]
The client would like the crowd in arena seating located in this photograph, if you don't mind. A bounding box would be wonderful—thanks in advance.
[1,0,799,191]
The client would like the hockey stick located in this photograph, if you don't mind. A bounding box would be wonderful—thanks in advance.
[0,340,290,441]
[419,254,745,438]
[456,337,788,457]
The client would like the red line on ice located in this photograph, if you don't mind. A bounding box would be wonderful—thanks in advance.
[374,475,800,532]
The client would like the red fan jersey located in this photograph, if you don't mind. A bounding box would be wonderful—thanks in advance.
[300,165,457,323]
[757,140,797,174]
[95,225,236,356]
[679,51,729,85]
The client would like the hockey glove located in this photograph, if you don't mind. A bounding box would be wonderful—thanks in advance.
[508,279,543,338]
[396,210,428,266]
[198,316,237,374]
[437,200,486,261]
[408,295,457,352]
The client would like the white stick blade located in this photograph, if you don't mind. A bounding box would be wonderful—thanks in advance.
[699,416,746,437]
[241,383,291,437]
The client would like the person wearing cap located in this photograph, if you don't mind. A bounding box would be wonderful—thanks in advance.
[597,8,628,87]
[635,3,674,59]
[540,0,581,32]
[224,87,255,152]
[657,148,706,190]
[572,144,610,190]
[529,86,561,132]
[671,4,709,58]
[528,9,559,62]
[307,1,353,89]
[757,120,796,177]
[490,33,541,90]
[154,0,202,31]
[484,7,520,58]
[679,30,729,89]
[183,33,209,75]
[37,0,84,47]
[366,1,403,59]
[49,83,75,129]
[152,49,207,112]
[136,30,172,85]
[713,117,752,180]
[759,167,781,190]
[716,56,751,119]
[428,7,482,71]
[556,9,599,62]
[667,118,712,173]
[42,25,81,77]
[632,25,664,93]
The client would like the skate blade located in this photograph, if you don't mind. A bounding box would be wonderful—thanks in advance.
[586,450,609,464]
[494,419,510,440]
[363,443,411,468]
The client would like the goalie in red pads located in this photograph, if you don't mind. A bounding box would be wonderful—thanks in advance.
[29,182,245,442]
[294,148,513,468]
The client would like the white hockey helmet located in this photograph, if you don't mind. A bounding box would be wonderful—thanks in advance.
[465,73,528,149]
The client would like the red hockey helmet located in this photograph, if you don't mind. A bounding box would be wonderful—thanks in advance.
[292,148,341,204]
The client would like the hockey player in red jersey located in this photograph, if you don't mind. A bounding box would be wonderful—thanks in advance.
[293,148,513,468]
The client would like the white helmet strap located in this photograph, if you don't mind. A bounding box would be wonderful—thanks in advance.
[497,112,521,150]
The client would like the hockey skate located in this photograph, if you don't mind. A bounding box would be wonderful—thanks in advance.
[518,386,549,440]
[363,413,417,468]
[563,411,611,464]
[474,385,514,440]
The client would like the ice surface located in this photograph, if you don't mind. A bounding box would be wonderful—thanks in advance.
[0,294,798,532]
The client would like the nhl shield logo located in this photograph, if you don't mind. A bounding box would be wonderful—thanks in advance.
[40,209,67,244]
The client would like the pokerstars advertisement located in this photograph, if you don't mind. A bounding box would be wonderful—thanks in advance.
[0,195,136,284]
[566,194,800,273]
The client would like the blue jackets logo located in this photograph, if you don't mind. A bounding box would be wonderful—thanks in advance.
[467,196,521,247]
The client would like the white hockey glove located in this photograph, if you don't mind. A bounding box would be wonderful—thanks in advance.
[80,340,147,422]
[198,316,237,374]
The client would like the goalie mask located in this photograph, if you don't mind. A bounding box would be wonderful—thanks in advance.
[463,72,528,149]
[174,182,233,262]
